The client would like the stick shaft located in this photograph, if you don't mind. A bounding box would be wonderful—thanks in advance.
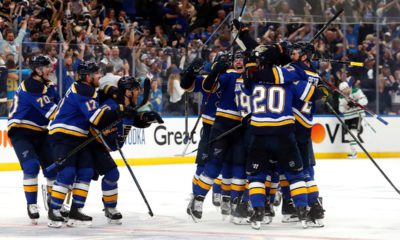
[326,102,400,195]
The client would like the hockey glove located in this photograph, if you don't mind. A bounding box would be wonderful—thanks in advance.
[232,19,247,32]
[116,105,138,118]
[211,60,229,74]
[183,58,205,77]
[317,84,330,104]
[133,111,164,128]
[347,101,356,108]
[243,54,258,90]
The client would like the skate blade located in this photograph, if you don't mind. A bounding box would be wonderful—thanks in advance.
[187,209,201,223]
[31,219,39,225]
[262,216,273,224]
[282,215,299,223]
[232,217,250,225]
[221,214,230,221]
[300,220,309,229]
[107,218,122,225]
[47,221,63,228]
[307,219,324,228]
[250,221,261,230]
[212,202,221,207]
[66,219,92,227]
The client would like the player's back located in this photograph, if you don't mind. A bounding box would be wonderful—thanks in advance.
[250,80,316,135]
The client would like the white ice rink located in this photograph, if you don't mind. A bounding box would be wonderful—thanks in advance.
[0,159,400,240]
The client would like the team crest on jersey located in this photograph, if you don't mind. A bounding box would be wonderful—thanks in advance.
[213,148,222,156]
[22,150,29,158]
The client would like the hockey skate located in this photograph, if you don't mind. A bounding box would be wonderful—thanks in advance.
[281,199,299,223]
[187,195,204,223]
[307,201,325,228]
[67,205,92,227]
[212,192,222,208]
[27,204,39,225]
[220,196,231,220]
[262,203,275,224]
[48,207,64,228]
[296,206,309,229]
[60,204,70,222]
[104,207,122,225]
[231,198,250,225]
[348,150,357,159]
[249,206,264,230]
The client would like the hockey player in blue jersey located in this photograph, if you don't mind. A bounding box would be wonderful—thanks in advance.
[187,52,248,222]
[91,76,163,224]
[8,55,59,224]
[245,42,328,227]
[233,19,327,227]
[242,44,329,228]
[180,58,222,200]
[47,61,138,228]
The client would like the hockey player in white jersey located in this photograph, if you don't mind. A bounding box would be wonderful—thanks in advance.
[338,81,368,158]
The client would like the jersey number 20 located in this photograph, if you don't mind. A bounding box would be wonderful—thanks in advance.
[252,86,285,114]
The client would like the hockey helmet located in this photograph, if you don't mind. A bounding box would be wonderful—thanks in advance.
[214,51,230,63]
[30,55,51,69]
[77,61,100,75]
[291,41,316,60]
[118,76,140,91]
[234,50,245,60]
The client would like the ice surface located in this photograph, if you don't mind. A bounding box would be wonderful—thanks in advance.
[0,159,400,240]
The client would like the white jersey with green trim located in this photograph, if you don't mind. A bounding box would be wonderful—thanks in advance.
[338,87,368,120]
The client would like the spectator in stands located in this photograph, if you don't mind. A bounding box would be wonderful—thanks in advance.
[135,52,151,79]
[0,17,27,63]
[110,46,125,73]
[149,78,163,113]
[168,66,185,104]
[99,63,120,89]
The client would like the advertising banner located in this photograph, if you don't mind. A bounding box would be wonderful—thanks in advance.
[1,116,399,171]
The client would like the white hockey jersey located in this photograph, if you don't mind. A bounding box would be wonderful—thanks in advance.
[338,87,368,120]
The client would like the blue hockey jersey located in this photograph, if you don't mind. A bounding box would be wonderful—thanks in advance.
[185,74,220,125]
[49,82,118,139]
[8,77,58,137]
[234,78,252,117]
[90,98,134,152]
[212,70,242,122]
[270,62,321,129]
[249,80,316,135]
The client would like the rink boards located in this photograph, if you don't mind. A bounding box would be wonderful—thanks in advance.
[0,116,399,171]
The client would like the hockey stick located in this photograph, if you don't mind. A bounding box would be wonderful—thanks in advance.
[325,102,400,195]
[315,58,364,67]
[115,139,154,217]
[180,121,244,156]
[310,9,344,43]
[180,14,233,148]
[362,116,377,133]
[320,78,388,125]
[231,0,248,50]
[179,0,249,155]
[46,79,151,173]
[179,78,219,156]
[202,12,233,47]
